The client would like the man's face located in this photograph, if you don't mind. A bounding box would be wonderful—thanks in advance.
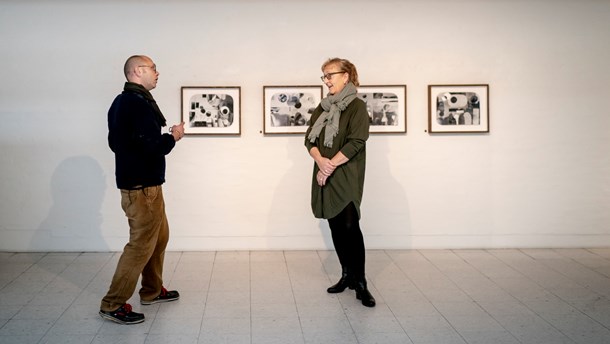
[138,57,159,91]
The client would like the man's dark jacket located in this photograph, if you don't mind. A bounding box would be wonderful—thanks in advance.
[108,88,175,189]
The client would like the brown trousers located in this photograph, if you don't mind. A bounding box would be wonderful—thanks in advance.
[100,185,169,312]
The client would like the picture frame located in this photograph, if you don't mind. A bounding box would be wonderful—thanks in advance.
[428,84,489,133]
[263,85,323,134]
[357,85,407,133]
[181,86,241,135]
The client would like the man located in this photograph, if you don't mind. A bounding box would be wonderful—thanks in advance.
[100,55,184,325]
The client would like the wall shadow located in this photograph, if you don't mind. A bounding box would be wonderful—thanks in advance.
[363,136,411,247]
[267,136,334,250]
[32,155,108,251]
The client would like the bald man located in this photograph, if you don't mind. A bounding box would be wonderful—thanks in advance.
[100,55,184,325]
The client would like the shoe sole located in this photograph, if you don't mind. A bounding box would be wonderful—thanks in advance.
[140,296,180,305]
[99,311,145,325]
[355,293,376,307]
[327,285,355,293]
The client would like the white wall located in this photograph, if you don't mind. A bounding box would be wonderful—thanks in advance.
[1,0,609,251]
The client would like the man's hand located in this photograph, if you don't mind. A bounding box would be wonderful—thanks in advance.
[171,121,185,141]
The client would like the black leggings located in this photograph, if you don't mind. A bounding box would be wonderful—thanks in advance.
[328,202,366,280]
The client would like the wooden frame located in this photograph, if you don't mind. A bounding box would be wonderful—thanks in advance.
[357,85,407,133]
[263,85,322,134]
[428,84,489,133]
[181,86,241,135]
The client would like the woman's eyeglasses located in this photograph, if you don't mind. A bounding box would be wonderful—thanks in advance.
[320,71,344,81]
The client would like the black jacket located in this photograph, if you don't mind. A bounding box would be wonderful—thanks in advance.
[108,91,176,189]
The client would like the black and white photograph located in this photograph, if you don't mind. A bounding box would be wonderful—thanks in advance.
[357,85,407,133]
[263,85,322,134]
[181,86,241,135]
[428,84,489,133]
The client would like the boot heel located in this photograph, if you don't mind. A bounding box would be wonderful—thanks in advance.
[354,280,376,307]
[327,274,353,293]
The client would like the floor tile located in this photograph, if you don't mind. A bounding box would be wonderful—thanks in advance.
[1,249,609,344]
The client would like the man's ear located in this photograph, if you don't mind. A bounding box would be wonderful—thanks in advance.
[132,66,142,78]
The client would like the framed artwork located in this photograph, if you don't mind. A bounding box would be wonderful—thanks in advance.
[357,85,407,133]
[181,86,241,135]
[263,85,322,134]
[428,84,489,133]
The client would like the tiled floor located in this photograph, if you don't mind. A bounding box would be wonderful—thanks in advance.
[2,249,610,344]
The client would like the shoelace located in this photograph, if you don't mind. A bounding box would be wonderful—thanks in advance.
[159,287,168,296]
[121,303,133,313]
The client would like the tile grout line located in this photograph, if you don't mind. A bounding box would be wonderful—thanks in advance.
[484,249,581,343]
[316,249,361,344]
[394,250,470,344]
[282,250,307,344]
[377,250,416,344]
[518,248,610,332]
[37,252,109,344]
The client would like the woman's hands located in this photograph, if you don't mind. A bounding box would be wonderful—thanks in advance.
[317,170,329,186]
[310,147,349,187]
[314,155,336,187]
[316,157,337,177]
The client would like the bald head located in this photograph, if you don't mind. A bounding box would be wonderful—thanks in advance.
[122,55,159,90]
[124,55,149,80]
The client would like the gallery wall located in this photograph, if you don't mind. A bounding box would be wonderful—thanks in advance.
[1,0,609,251]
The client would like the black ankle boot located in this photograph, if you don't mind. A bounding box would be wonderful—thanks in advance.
[327,269,354,293]
[354,279,376,307]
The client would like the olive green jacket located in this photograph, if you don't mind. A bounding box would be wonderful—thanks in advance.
[304,98,369,219]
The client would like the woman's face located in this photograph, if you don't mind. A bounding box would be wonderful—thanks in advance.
[322,63,348,95]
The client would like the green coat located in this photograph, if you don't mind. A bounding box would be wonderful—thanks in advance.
[304,98,370,219]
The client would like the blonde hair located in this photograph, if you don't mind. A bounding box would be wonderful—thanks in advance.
[321,57,360,86]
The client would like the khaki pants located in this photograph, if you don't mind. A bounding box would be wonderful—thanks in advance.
[100,185,169,312]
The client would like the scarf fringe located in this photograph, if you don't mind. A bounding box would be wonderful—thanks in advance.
[307,82,358,148]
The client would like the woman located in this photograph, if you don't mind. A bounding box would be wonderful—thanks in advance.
[305,57,375,307]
